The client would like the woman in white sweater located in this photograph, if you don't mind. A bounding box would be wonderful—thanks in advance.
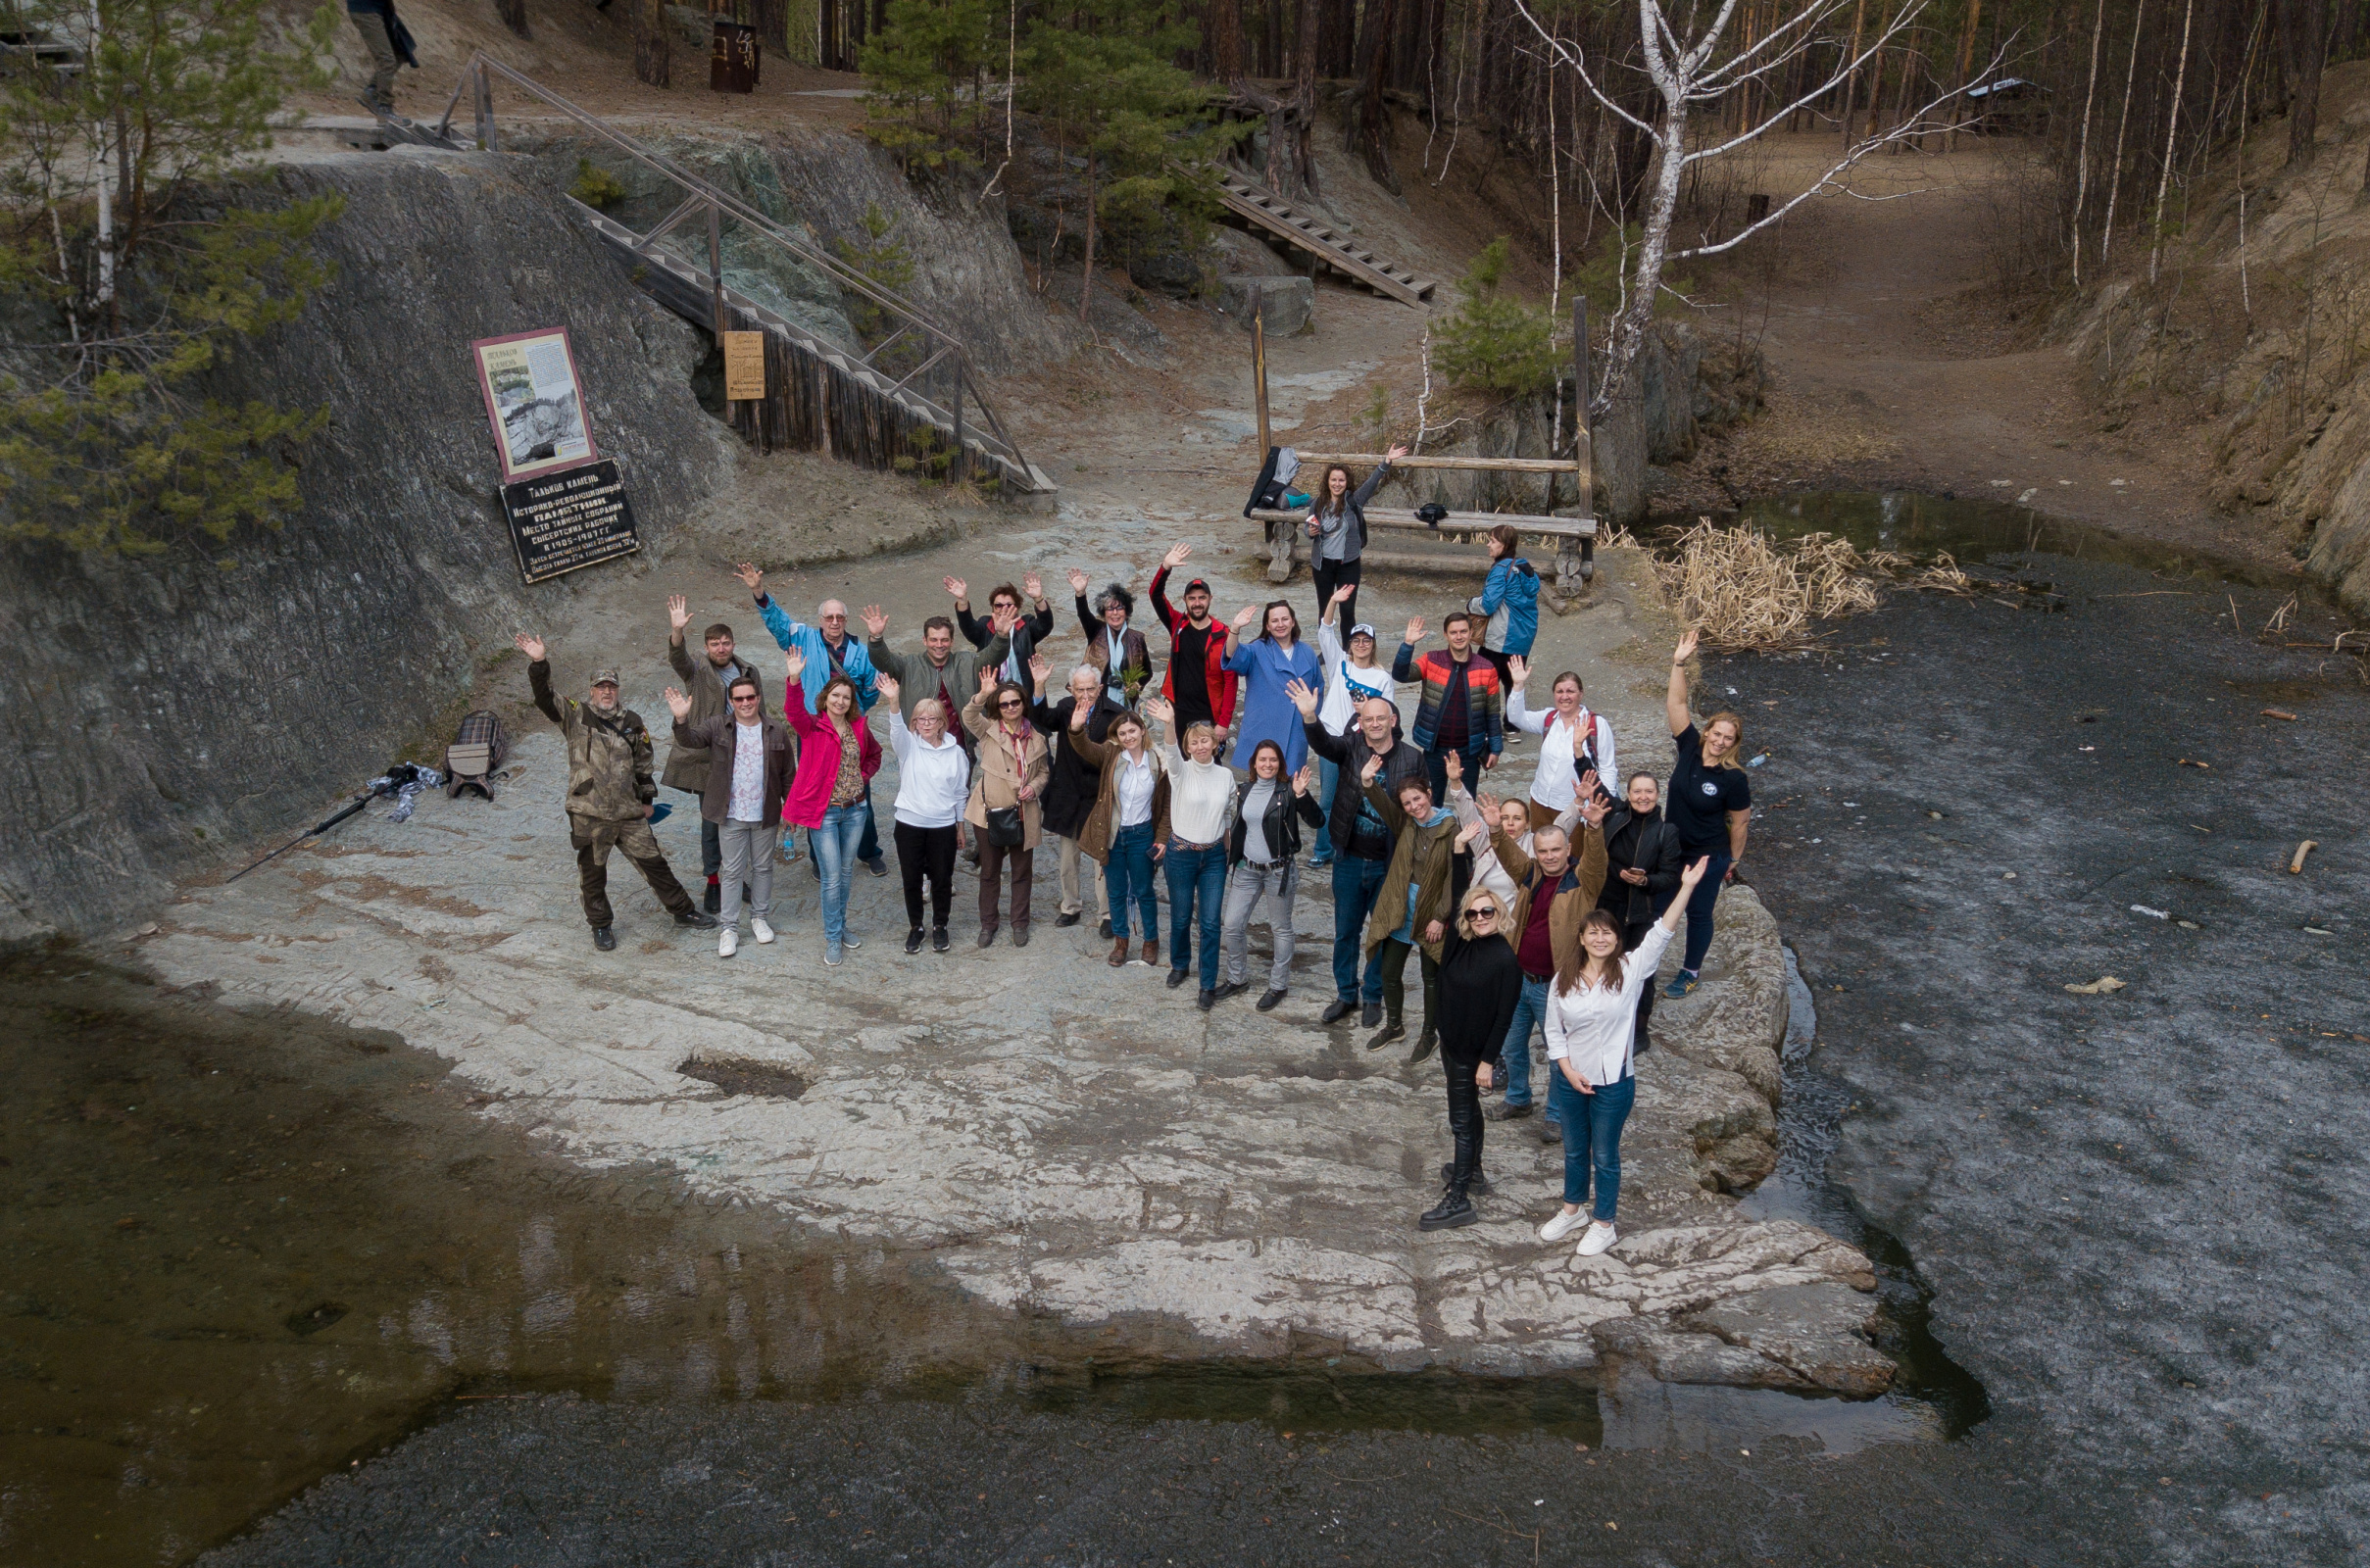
[1143,695,1239,1010]
[874,674,970,955]
[1538,855,1711,1257]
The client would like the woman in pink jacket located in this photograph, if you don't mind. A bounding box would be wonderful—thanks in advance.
[782,645,882,966]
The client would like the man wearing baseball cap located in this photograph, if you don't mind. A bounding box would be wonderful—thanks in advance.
[1149,541,1239,739]
[516,632,717,952]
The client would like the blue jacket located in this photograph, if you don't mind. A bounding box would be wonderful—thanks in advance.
[1477,558,1540,657]
[755,594,879,715]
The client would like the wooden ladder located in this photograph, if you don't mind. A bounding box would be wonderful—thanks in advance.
[1209,168,1435,308]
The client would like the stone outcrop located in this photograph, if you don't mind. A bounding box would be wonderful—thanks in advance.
[1217,275,1313,335]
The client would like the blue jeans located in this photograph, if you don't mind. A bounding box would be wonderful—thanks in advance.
[1499,974,1550,1110]
[1310,757,1339,865]
[1329,852,1390,1003]
[1548,1068,1637,1222]
[812,803,867,947]
[1164,839,1226,988]
[1680,850,1734,973]
[810,783,882,867]
[1104,820,1159,943]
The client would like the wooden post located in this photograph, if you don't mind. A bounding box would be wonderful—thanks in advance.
[471,62,497,151]
[1562,294,1596,594]
[707,202,725,336]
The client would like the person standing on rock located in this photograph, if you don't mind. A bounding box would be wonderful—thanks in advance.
[1539,858,1713,1257]
[1482,799,1610,1145]
[1304,443,1405,632]
[1068,568,1153,708]
[871,674,968,955]
[1027,656,1124,933]
[663,595,764,915]
[1149,543,1240,738]
[663,672,791,958]
[1065,704,1170,967]
[1504,656,1615,829]
[1310,582,1397,873]
[1418,886,1525,1232]
[1470,524,1542,690]
[516,634,717,952]
[1221,599,1322,774]
[1661,630,1753,999]
[1597,772,1685,1055]
[736,564,888,880]
[1144,695,1237,1011]
[1394,612,1505,808]
[948,573,1054,691]
[1217,746,1324,1011]
[780,648,882,967]
[1358,754,1466,1056]
[961,670,1052,948]
[1290,680,1424,1030]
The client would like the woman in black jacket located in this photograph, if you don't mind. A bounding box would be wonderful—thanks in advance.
[1421,885,1525,1231]
[1217,742,1325,1010]
[1028,654,1126,931]
[1597,771,1684,1054]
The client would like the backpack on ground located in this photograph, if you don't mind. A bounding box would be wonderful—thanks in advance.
[444,710,511,800]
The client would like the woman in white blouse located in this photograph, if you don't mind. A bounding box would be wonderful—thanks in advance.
[1504,655,1615,829]
[1538,855,1711,1257]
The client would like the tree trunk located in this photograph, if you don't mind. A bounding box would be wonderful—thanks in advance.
[1350,0,1399,189]
[1282,0,1321,194]
[2068,0,2107,286]
[497,0,531,39]
[1602,96,1689,421]
[2279,0,2325,167]
[2149,0,2197,282]
[1080,150,1099,323]
[1210,0,1244,83]
[633,0,672,86]
[1837,0,1866,152]
[2098,0,2147,267]
[2337,0,2363,59]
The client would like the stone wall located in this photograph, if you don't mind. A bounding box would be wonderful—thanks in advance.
[0,147,735,945]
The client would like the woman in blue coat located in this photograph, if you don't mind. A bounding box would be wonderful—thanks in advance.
[1222,600,1323,773]
[1473,522,1541,689]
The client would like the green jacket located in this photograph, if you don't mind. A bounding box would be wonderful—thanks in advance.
[662,633,763,794]
[866,632,1012,727]
[1363,780,1462,961]
[531,660,659,823]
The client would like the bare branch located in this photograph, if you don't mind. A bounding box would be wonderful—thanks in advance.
[1508,0,1659,139]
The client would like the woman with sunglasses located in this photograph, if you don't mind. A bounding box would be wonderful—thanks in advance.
[961,669,1052,947]
[1416,884,1525,1231]
[1539,857,1713,1256]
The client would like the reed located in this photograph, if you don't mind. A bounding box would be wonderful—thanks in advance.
[1650,522,1885,651]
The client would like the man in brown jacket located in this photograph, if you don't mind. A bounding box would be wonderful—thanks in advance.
[1483,793,1610,1141]
[664,595,764,914]
[518,634,717,952]
[665,675,792,958]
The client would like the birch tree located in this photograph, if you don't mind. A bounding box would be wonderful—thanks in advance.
[1514,0,2000,419]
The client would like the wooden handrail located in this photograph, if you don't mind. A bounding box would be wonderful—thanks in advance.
[1250,507,1595,538]
[1288,452,1585,475]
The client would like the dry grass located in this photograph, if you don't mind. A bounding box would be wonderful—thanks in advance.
[1651,521,1885,651]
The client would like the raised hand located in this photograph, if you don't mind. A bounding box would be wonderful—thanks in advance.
[1506,654,1529,690]
[1579,794,1610,829]
[784,646,807,682]
[732,562,763,593]
[1360,752,1383,786]
[1283,677,1319,719]
[1385,442,1409,462]
[861,604,888,638]
[663,686,692,720]
[1674,629,1700,665]
[1023,571,1045,602]
[1292,762,1314,798]
[514,633,547,662]
[1231,605,1259,632]
[1028,651,1051,685]
[978,664,1000,694]
[990,602,1019,634]
[874,672,902,708]
[1068,701,1091,731]
[1141,695,1173,727]
[943,575,968,602]
[1679,856,1712,890]
[1444,750,1464,784]
[1330,582,1356,606]
[667,594,690,633]
[1162,542,1191,569]
[1457,817,1488,849]
[1066,566,1089,595]
[1476,790,1501,816]
[1404,615,1426,646]
[1577,768,1600,801]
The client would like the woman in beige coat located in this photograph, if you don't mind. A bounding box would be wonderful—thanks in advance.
[963,672,1052,947]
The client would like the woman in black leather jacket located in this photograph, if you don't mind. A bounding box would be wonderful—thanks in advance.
[1217,741,1325,1011]
[1421,885,1524,1232]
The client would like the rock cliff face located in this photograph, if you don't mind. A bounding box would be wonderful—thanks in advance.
[0,147,734,946]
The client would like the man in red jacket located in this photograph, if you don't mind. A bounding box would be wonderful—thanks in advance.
[1149,541,1240,741]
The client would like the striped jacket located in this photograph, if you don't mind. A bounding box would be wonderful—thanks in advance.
[1391,645,1505,756]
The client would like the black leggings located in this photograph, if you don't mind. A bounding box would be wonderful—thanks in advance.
[1443,1054,1484,1186]
[896,821,958,929]
[1312,556,1362,635]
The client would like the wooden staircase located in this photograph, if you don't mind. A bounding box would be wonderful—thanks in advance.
[1209,168,1436,308]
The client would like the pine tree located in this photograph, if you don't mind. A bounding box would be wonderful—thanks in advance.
[1433,238,1559,399]
[860,0,993,173]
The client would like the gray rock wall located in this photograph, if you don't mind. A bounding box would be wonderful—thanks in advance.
[0,147,734,945]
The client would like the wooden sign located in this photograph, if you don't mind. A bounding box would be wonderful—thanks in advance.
[721,330,766,401]
[500,460,640,584]
[711,19,759,93]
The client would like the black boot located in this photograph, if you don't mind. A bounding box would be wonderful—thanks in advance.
[1419,1183,1477,1231]
[1440,1161,1491,1197]
[592,926,617,952]
[1407,1030,1438,1064]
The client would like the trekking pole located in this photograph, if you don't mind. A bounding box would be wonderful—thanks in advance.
[225,794,374,883]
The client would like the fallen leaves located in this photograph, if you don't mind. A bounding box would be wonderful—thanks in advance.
[2065,976,2128,996]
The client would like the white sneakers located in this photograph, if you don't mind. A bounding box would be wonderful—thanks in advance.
[1538,1208,1589,1244]
[1577,1220,1619,1257]
[718,926,739,958]
[751,918,775,945]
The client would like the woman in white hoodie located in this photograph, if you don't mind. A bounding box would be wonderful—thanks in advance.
[1537,855,1711,1257]
[1504,656,1615,830]
[874,674,970,955]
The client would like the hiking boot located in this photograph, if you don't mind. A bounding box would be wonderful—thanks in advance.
[1321,1000,1356,1025]
[1166,966,1190,989]
[1407,1030,1438,1064]
[1360,1002,1383,1029]
[905,927,925,955]
[1258,988,1287,1011]
[1197,988,1217,1012]
[1418,1187,1478,1231]
[675,908,719,929]
[1440,1162,1491,1197]
[931,927,951,953]
[1364,1021,1405,1052]
[1056,910,1081,928]
[592,926,617,952]
[1109,938,1130,967]
[703,881,721,915]
[1540,1117,1563,1146]
[1138,940,1158,966]
[1485,1100,1534,1122]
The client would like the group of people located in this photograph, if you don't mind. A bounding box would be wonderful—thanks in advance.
[516,509,1753,1251]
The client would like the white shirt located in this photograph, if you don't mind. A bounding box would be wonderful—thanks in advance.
[1506,686,1615,810]
[1316,619,1397,735]
[1544,921,1673,1086]
[1113,747,1158,827]
[726,719,767,822]
[1159,742,1237,845]
[887,711,970,828]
